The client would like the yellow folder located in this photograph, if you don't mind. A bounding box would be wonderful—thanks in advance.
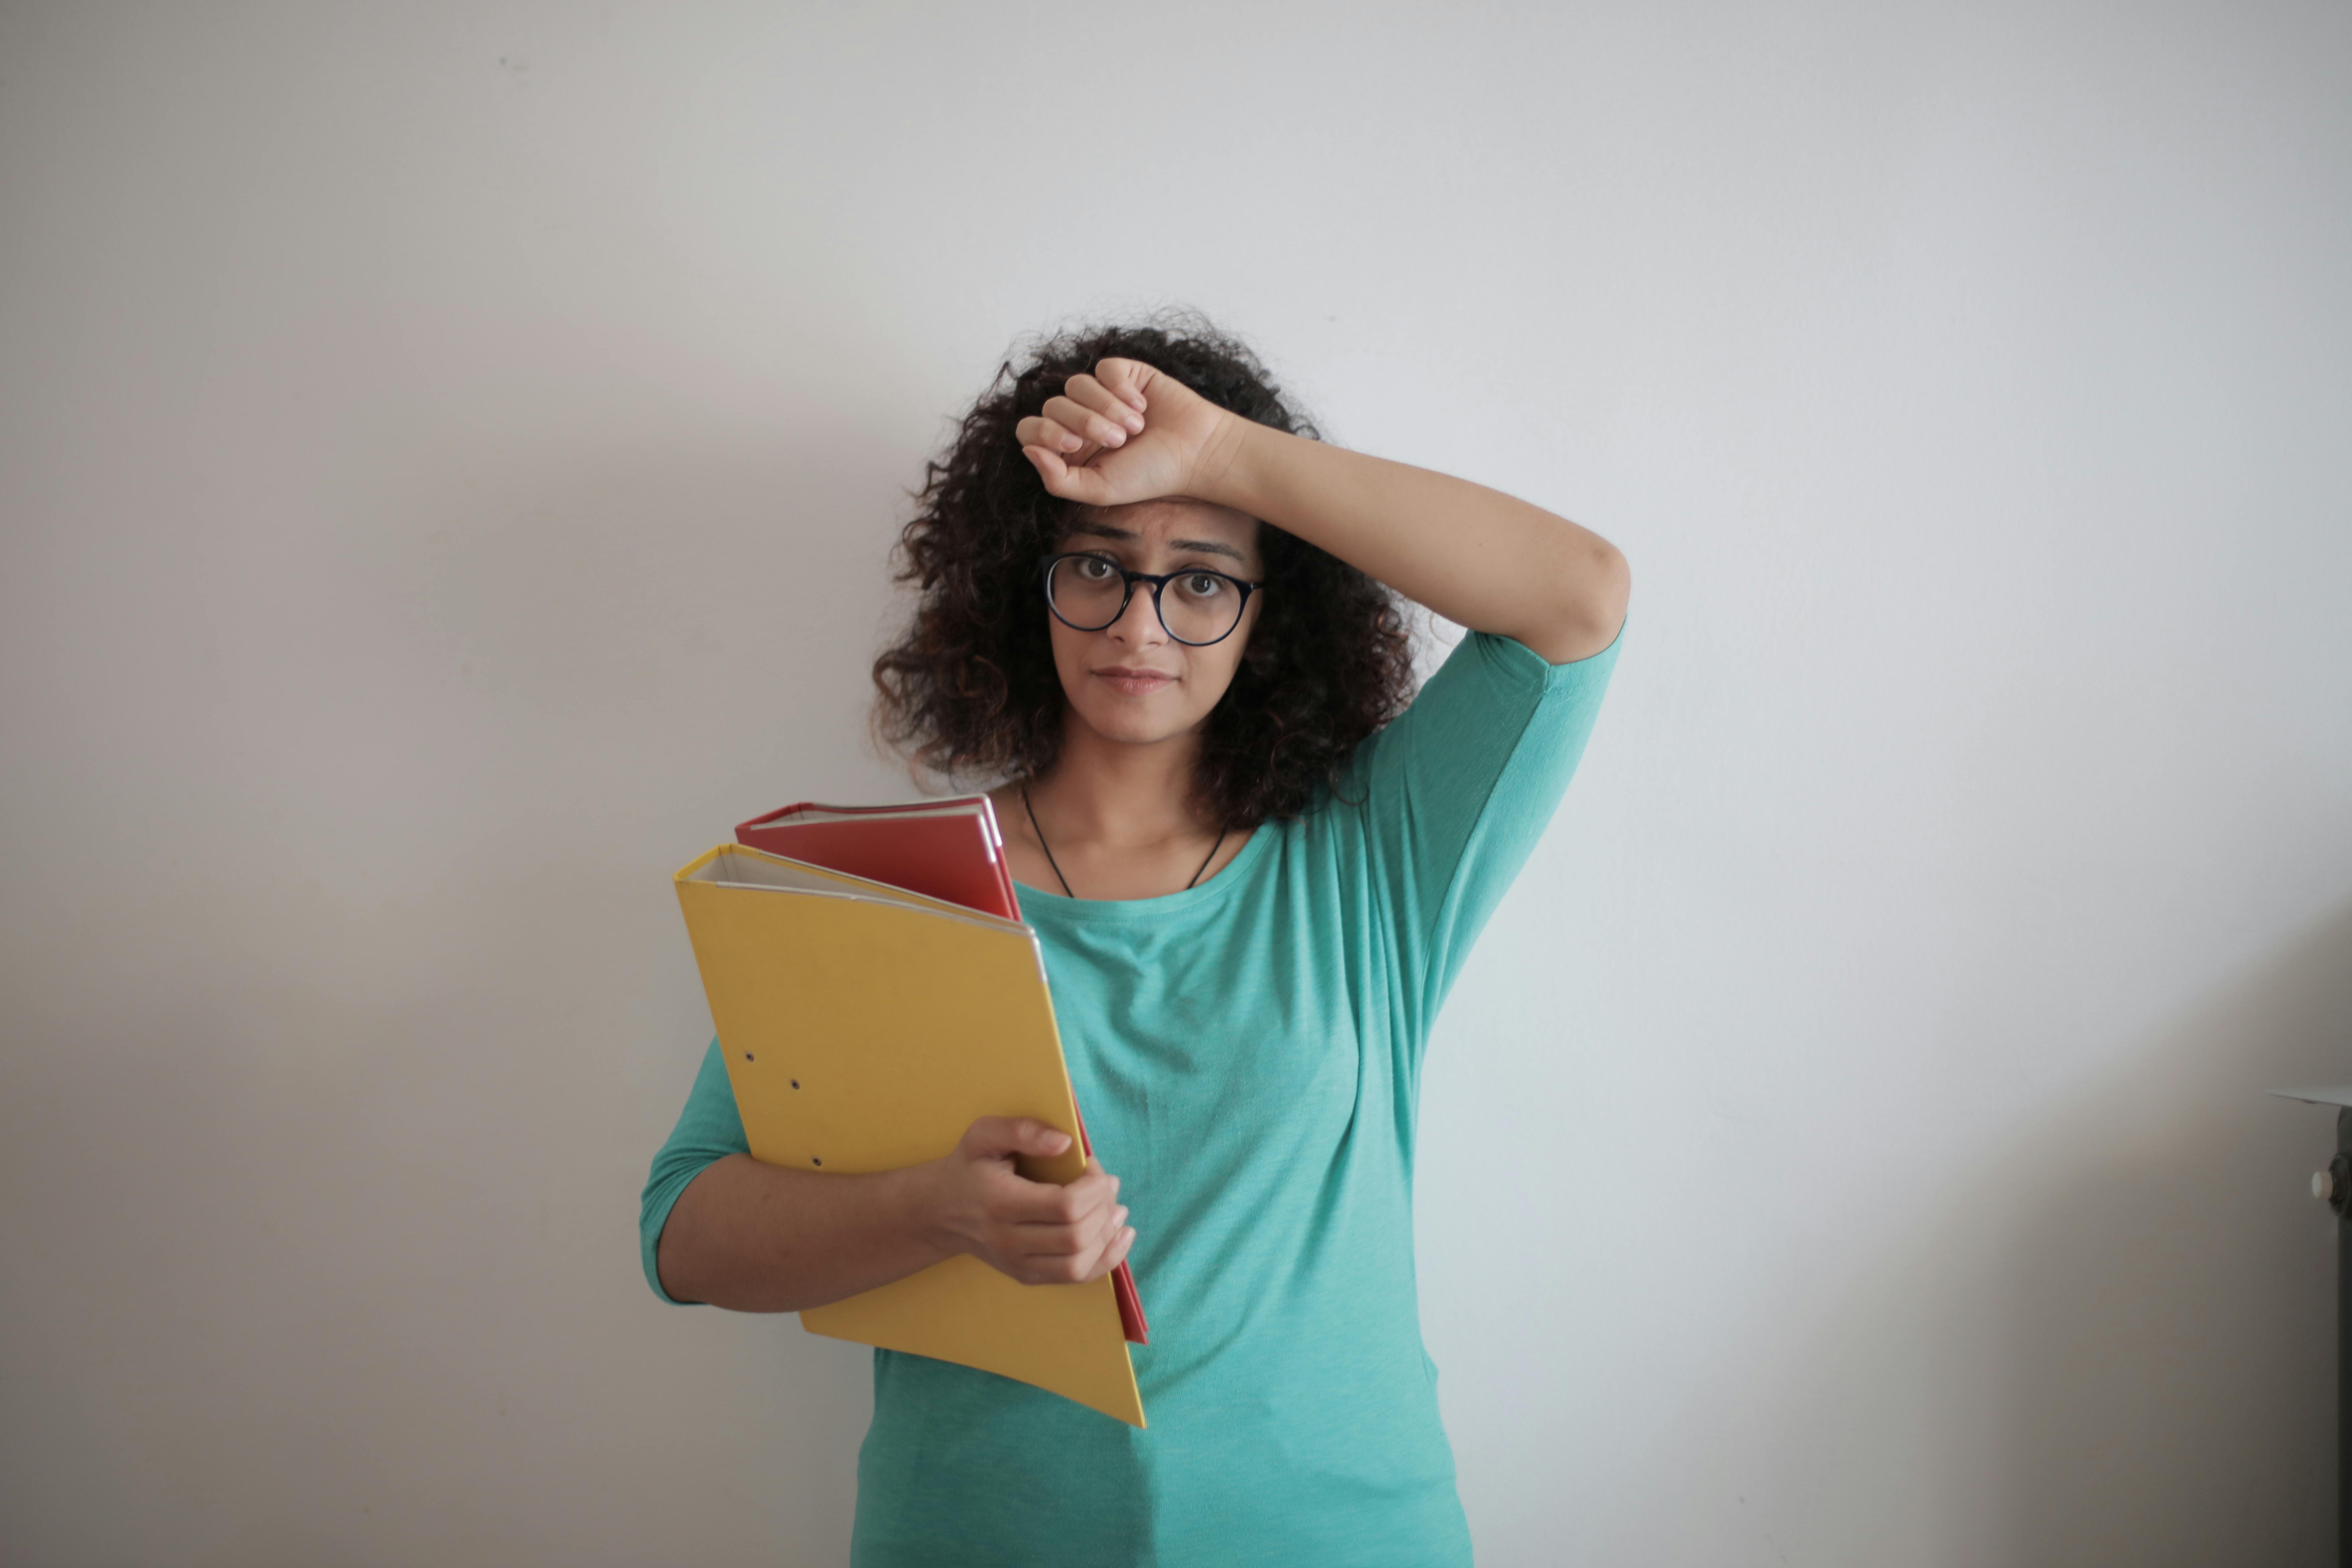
[673,843,1145,1427]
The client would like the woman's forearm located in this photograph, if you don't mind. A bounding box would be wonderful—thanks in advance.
[660,1118,1133,1313]
[656,1152,956,1314]
[1201,419,1629,664]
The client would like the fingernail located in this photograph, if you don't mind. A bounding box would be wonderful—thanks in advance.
[1114,1206,1129,1226]
[1060,435,1080,452]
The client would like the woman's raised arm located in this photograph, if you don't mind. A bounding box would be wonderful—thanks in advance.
[1018,358,1630,665]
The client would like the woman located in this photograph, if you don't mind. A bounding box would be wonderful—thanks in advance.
[641,317,1628,1566]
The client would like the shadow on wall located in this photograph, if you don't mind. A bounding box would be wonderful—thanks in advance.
[1604,902,2352,1567]
[1987,899,2352,1566]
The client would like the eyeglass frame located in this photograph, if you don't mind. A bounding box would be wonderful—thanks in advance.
[1038,552,1265,647]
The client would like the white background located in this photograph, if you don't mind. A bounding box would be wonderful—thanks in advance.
[4,3,2349,1563]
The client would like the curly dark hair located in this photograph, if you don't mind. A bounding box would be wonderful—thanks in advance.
[871,314,1418,829]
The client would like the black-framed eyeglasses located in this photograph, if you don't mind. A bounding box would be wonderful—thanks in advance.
[1040,552,1263,647]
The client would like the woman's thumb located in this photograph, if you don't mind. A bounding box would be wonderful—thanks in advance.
[966,1116,1072,1159]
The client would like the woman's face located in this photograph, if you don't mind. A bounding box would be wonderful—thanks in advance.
[1046,498,1264,750]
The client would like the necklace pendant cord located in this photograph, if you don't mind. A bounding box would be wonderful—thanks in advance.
[1023,786,1228,901]
[1022,786,1076,899]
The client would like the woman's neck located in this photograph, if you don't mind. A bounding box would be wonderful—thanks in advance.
[1027,714,1212,850]
[992,710,1249,901]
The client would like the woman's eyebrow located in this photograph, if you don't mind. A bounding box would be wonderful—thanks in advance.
[1068,522,1248,564]
[1168,537,1247,563]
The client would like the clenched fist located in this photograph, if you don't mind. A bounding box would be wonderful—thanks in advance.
[1016,357,1248,511]
[923,1116,1136,1287]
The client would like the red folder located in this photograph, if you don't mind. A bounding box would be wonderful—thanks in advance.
[733,795,1149,1346]
[736,797,1021,922]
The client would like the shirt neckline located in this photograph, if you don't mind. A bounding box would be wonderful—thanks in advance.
[1010,816,1278,925]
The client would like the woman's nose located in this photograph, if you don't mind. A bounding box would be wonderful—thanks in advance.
[1107,582,1165,644]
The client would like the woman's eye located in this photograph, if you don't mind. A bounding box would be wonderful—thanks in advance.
[1076,557,1117,580]
[1181,574,1225,598]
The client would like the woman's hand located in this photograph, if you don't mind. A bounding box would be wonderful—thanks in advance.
[1016,357,1245,509]
[1016,348,1628,667]
[924,1116,1137,1286]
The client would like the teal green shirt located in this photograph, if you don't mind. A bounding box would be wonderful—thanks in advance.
[642,627,1619,1566]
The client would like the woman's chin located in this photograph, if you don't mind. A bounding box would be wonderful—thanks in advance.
[1072,697,1203,749]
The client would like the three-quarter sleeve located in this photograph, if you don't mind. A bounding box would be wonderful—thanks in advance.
[638,1037,749,1304]
[1344,623,1621,1046]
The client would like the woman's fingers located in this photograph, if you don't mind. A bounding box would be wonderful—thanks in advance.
[1020,445,1064,487]
[1012,1199,1125,1263]
[1041,394,1132,450]
[1020,444,1115,505]
[1016,1206,1133,1284]
[992,1157,1115,1224]
[1063,374,1146,433]
[1015,413,1085,454]
[1009,362,1180,507]
[1018,371,1143,450]
[1091,358,1152,413]
[1084,1221,1137,1283]
[1067,1217,1136,1285]
[981,1155,1134,1283]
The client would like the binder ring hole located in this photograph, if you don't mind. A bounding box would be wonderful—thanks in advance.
[812,1156,822,1167]
[790,1079,800,1089]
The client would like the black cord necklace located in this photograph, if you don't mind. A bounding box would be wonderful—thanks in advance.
[1022,786,1227,900]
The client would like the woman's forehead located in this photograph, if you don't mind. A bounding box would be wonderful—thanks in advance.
[1061,500,1260,564]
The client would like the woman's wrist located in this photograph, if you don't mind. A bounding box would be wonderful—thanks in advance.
[1191,416,1351,546]
[899,1155,972,1263]
[1186,407,1273,516]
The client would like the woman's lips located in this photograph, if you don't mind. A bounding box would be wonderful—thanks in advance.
[1093,666,1177,697]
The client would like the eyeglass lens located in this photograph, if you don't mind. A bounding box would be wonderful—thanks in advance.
[1046,556,1245,645]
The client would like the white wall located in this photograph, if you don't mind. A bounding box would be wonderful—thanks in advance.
[4,3,2348,1563]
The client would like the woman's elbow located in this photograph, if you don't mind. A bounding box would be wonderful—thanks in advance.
[1525,538,1629,664]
